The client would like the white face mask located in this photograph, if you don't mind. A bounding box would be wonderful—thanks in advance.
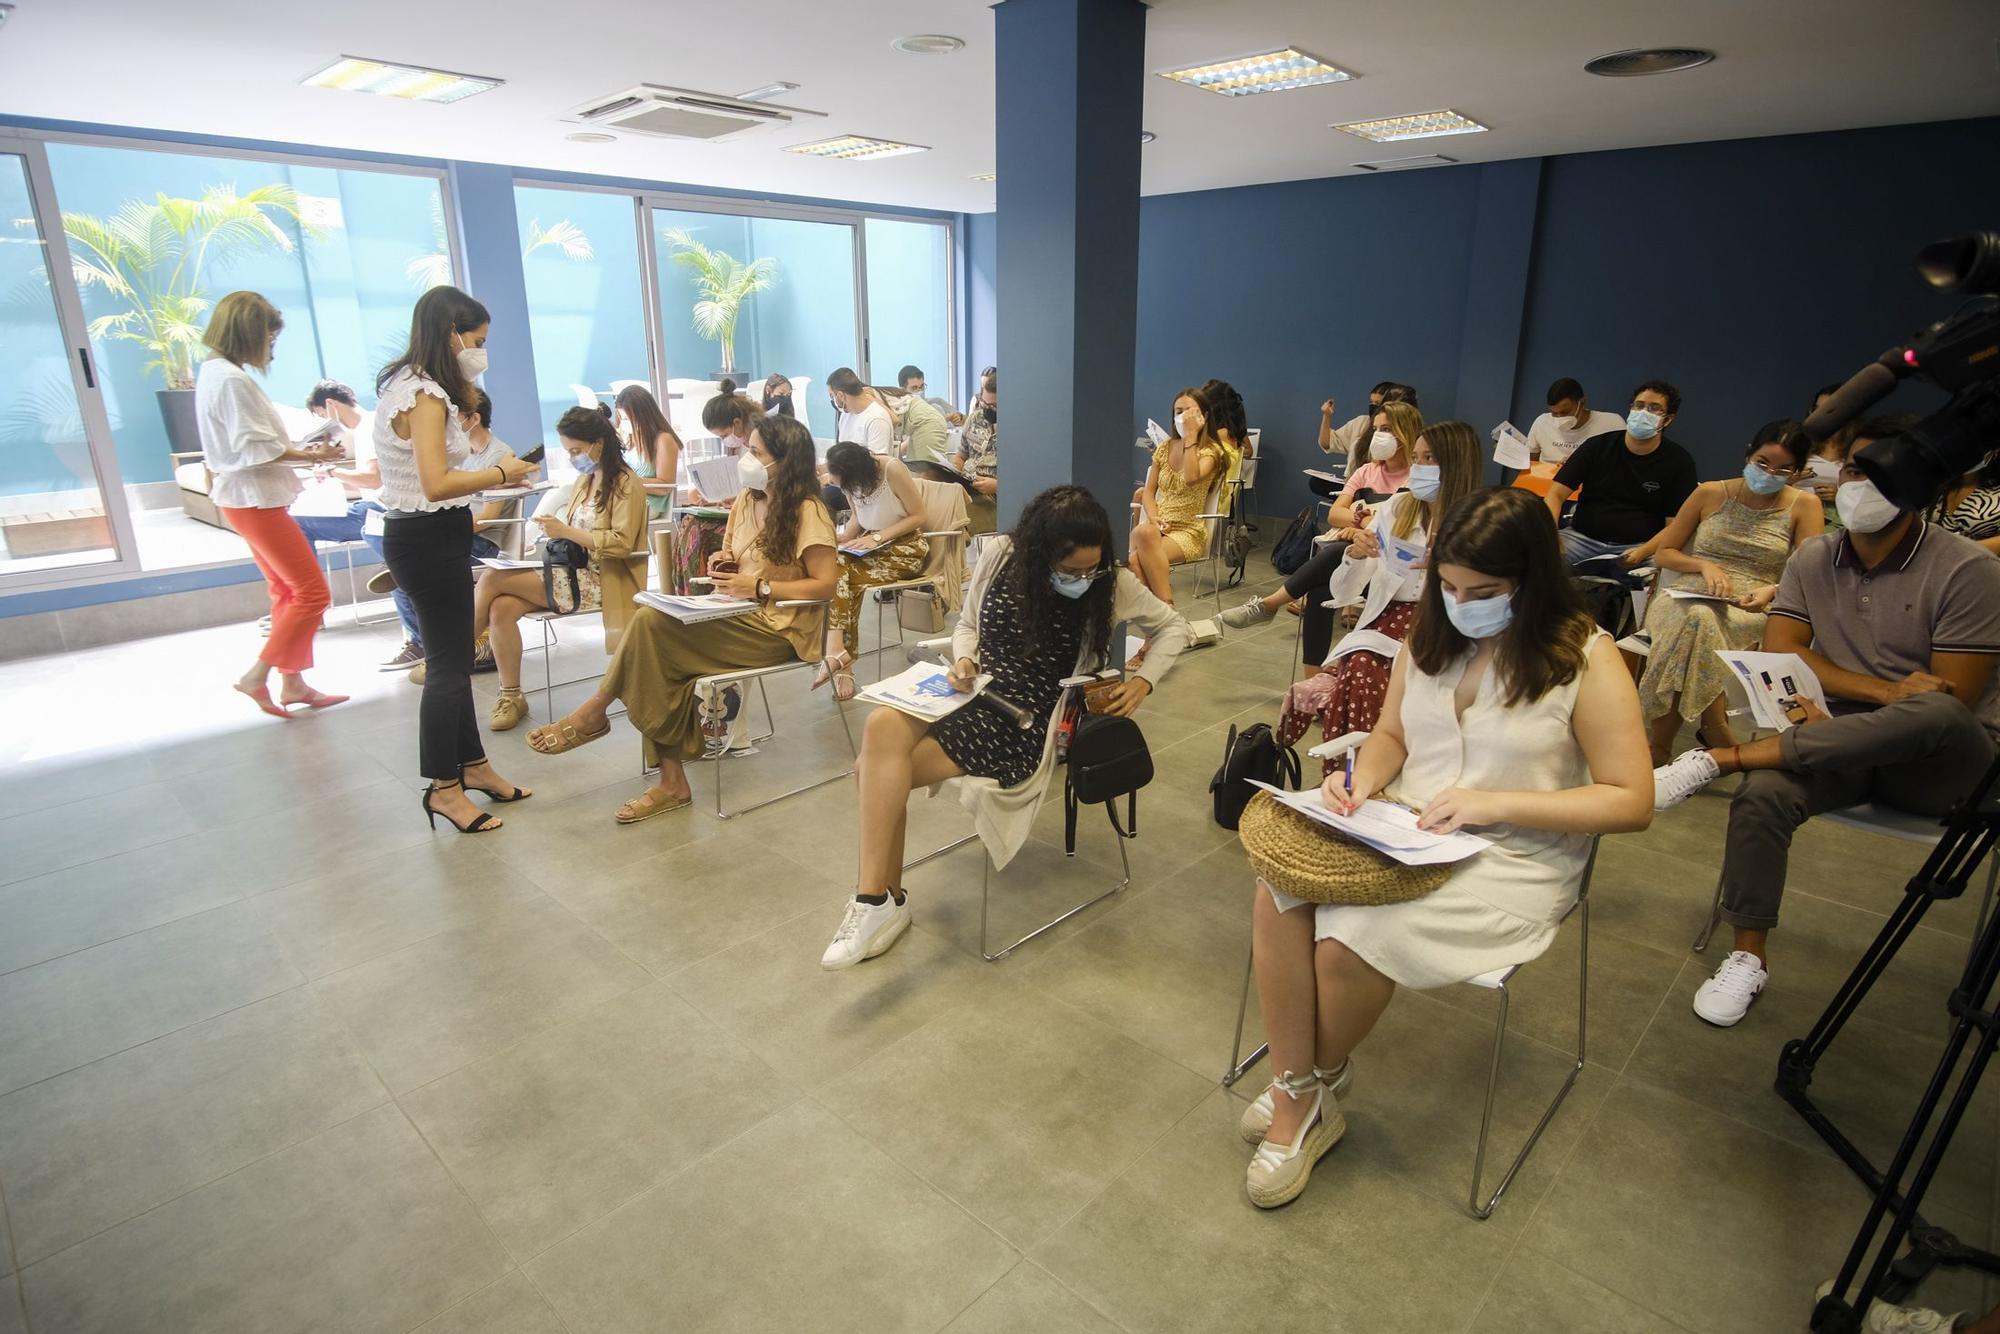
[736,455,770,494]
[455,341,488,380]
[1835,479,1900,534]
[1369,430,1399,461]
[1173,411,1188,438]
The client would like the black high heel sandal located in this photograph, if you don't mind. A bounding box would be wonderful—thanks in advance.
[460,762,532,803]
[423,780,500,832]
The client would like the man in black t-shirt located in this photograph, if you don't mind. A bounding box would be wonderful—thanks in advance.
[1544,379,1698,569]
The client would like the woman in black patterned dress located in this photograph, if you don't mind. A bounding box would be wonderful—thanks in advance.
[820,486,1191,969]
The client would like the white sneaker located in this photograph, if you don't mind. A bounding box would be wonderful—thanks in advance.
[820,894,911,970]
[1219,597,1277,630]
[1653,749,1722,810]
[1814,1279,1962,1333]
[1693,950,1768,1027]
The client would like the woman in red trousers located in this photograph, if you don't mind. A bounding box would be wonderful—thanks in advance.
[195,291,349,718]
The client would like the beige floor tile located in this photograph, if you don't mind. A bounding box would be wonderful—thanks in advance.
[716,751,968,875]
[820,980,1211,1248]
[312,895,648,1093]
[899,836,1145,965]
[664,905,1009,1088]
[252,839,548,979]
[1521,1078,1906,1332]
[1022,891,1259,1079]
[537,823,850,976]
[1469,1249,1688,1332]
[0,1274,20,1334]
[1145,841,1257,927]
[0,988,386,1266]
[526,1099,1017,1333]
[476,776,723,888]
[0,780,195,887]
[194,776,438,874]
[1622,961,1997,1224]
[169,744,401,831]
[1033,1089,1515,1334]
[942,1261,1123,1333]
[410,1271,565,1334]
[0,901,301,1095]
[18,1103,509,1334]
[1420,906,1683,1072]
[1144,661,1284,729]
[401,982,789,1260]
[1328,989,1614,1232]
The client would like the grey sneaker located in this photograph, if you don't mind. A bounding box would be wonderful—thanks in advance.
[379,640,424,671]
[1652,748,1721,810]
[1219,597,1277,630]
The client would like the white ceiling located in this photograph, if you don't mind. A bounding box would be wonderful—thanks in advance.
[1,0,1995,213]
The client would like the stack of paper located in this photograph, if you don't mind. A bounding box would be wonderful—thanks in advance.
[1715,650,1827,731]
[633,590,759,623]
[1246,780,1490,866]
[1667,588,1734,604]
[1491,421,1532,470]
[857,662,991,720]
[688,455,742,501]
[1144,418,1171,449]
[478,557,542,571]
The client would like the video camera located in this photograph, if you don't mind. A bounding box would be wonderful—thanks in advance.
[1805,231,2000,511]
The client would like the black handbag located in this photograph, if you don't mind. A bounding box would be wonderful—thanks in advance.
[1064,712,1153,852]
[540,537,590,614]
[1209,722,1302,830]
[1270,507,1317,575]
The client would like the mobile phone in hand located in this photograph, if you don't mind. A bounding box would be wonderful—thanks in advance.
[519,445,546,465]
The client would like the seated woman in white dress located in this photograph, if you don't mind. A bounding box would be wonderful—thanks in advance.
[1242,486,1652,1208]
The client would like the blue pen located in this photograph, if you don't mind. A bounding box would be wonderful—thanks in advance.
[1344,748,1355,807]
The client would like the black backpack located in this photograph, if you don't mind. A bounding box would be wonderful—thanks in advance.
[1269,507,1317,575]
[1209,722,1301,830]
[1065,712,1153,850]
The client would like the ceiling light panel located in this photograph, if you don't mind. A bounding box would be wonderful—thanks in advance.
[1332,109,1488,142]
[302,56,500,104]
[1158,47,1352,98]
[785,135,930,160]
[969,172,997,182]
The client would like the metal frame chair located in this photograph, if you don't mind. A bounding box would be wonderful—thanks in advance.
[313,538,397,627]
[1222,837,1600,1220]
[901,638,1133,960]
[669,595,858,819]
[858,481,973,675]
[1183,476,1246,618]
[1694,802,2000,961]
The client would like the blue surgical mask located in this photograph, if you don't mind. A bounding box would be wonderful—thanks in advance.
[1741,462,1788,496]
[571,452,596,474]
[1407,464,1442,502]
[1627,408,1662,440]
[1444,590,1514,640]
[1050,570,1095,599]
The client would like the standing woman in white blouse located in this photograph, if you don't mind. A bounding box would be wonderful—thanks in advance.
[195,292,349,718]
[374,286,536,833]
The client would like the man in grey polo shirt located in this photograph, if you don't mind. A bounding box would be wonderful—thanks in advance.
[1650,419,2000,1027]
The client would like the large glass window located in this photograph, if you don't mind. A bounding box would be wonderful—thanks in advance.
[44,143,450,570]
[0,152,118,577]
[651,208,857,440]
[864,217,953,406]
[514,185,648,436]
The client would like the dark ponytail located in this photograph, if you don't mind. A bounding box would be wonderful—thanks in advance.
[556,405,631,514]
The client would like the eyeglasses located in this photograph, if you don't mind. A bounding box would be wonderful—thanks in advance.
[1053,565,1113,582]
[1628,401,1669,415]
[1748,459,1799,478]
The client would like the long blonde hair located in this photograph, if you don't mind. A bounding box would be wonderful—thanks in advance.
[1375,400,1424,473]
[1391,419,1481,539]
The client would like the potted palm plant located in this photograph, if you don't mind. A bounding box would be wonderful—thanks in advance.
[60,184,312,461]
[662,228,777,380]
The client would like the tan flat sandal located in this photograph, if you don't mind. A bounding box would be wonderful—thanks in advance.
[528,718,610,755]
[615,786,692,824]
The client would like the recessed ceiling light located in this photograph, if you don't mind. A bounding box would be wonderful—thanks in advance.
[735,81,800,103]
[1158,47,1352,97]
[1332,110,1488,142]
[970,172,997,182]
[1352,154,1457,171]
[566,132,616,144]
[1140,130,1157,144]
[1584,47,1716,77]
[301,55,501,104]
[892,34,965,55]
[785,135,930,161]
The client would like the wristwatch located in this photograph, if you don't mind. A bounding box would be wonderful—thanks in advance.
[758,579,772,602]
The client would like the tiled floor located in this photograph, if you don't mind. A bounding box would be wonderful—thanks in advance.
[0,557,1996,1333]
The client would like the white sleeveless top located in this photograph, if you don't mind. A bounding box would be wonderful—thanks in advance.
[847,472,911,532]
[1292,628,1603,990]
[373,368,473,512]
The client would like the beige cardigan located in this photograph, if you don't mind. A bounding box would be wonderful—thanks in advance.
[942,536,1192,868]
[573,472,650,651]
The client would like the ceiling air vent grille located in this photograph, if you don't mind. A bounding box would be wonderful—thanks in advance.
[1584,48,1716,77]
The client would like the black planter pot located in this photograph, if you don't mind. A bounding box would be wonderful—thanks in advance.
[157,388,200,460]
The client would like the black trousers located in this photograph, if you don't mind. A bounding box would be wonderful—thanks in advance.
[1283,541,1350,665]
[383,506,484,780]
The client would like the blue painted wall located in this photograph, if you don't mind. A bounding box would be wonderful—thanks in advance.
[965,114,2000,517]
[965,211,998,404]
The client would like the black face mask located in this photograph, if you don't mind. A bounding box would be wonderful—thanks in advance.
[982,403,997,425]
[763,393,794,418]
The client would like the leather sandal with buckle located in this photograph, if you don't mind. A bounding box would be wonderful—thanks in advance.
[615,785,692,824]
[528,717,610,755]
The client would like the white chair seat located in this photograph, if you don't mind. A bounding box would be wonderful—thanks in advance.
[1464,964,1517,991]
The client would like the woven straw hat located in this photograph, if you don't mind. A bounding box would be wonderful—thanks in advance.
[1238,791,1450,906]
